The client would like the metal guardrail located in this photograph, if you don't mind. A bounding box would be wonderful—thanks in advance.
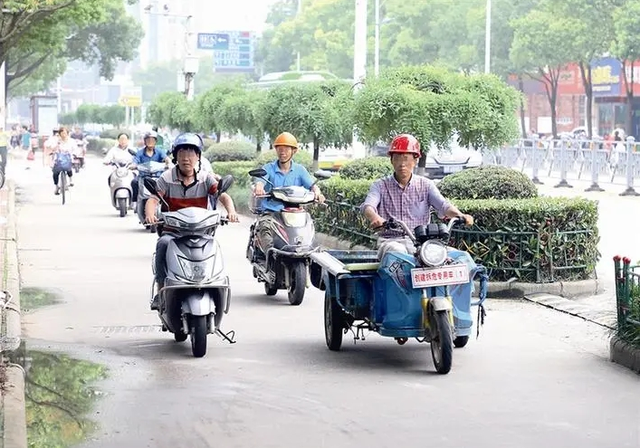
[492,137,640,195]
[613,256,640,345]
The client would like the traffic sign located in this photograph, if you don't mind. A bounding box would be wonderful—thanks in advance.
[204,30,255,73]
[197,33,230,51]
[118,95,142,107]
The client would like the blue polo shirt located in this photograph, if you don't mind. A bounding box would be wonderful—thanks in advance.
[257,160,315,212]
[134,147,167,164]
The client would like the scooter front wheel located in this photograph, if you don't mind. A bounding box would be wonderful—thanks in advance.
[430,310,454,374]
[190,315,208,358]
[288,262,306,306]
[117,198,127,217]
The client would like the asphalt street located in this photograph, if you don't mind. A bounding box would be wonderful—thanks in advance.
[8,155,640,448]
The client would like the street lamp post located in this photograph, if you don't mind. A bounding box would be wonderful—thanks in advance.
[352,0,368,159]
[296,0,302,71]
[374,0,380,77]
[484,0,491,74]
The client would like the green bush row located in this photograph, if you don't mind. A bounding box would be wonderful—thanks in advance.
[87,138,116,153]
[309,176,599,282]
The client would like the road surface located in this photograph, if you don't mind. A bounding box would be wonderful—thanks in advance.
[8,156,640,448]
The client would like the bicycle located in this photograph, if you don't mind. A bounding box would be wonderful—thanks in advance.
[52,152,72,205]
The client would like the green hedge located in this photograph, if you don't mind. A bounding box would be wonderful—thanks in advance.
[99,128,132,139]
[213,161,255,188]
[205,140,256,162]
[309,177,600,283]
[339,157,392,180]
[87,138,116,153]
[437,165,539,200]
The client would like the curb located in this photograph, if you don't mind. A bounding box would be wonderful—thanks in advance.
[610,336,640,374]
[1,180,27,448]
[313,232,601,299]
[523,292,616,329]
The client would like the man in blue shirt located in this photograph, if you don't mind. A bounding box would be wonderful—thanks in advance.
[129,131,172,205]
[251,132,325,259]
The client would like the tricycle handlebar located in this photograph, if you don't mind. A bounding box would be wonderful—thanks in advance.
[376,216,468,243]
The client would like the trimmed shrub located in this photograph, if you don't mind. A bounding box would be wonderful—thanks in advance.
[255,150,313,171]
[99,128,132,139]
[87,138,116,153]
[309,178,599,282]
[213,161,255,188]
[437,165,538,200]
[338,157,393,180]
[227,185,252,215]
[203,138,216,150]
[205,140,256,162]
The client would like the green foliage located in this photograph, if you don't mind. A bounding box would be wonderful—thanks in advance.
[437,165,539,200]
[87,138,115,153]
[204,141,256,162]
[255,149,313,171]
[99,128,133,139]
[338,157,393,180]
[146,91,198,132]
[64,104,133,127]
[213,161,256,188]
[309,178,600,282]
[24,350,107,448]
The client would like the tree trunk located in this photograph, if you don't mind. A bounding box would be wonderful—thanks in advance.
[312,136,320,172]
[539,67,560,138]
[215,130,221,143]
[518,75,527,138]
[578,61,594,137]
[621,60,635,137]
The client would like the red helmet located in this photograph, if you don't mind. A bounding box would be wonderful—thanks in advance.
[388,134,421,158]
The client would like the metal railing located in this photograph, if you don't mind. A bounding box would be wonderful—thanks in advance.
[613,256,640,346]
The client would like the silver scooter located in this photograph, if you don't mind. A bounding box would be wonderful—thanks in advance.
[136,161,166,232]
[108,150,137,217]
[143,176,237,358]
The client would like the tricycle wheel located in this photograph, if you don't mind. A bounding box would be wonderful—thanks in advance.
[453,336,469,348]
[324,292,345,351]
[288,262,306,306]
[430,310,454,374]
[264,282,278,296]
[395,337,408,345]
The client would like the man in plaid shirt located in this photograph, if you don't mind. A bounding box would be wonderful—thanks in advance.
[361,134,474,259]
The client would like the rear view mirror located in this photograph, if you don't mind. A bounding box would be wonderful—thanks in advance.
[128,148,136,156]
[143,177,158,196]
[314,170,333,180]
[249,168,267,178]
[217,174,234,194]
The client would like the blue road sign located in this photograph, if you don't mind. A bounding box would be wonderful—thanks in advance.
[197,33,230,51]
[204,30,255,73]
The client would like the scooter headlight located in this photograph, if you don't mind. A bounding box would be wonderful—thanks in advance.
[115,167,129,178]
[419,241,448,267]
[177,255,214,282]
[281,211,307,227]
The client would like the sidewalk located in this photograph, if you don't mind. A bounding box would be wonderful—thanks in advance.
[0,173,27,448]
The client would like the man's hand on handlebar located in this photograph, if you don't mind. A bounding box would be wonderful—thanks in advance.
[459,214,474,226]
[253,183,266,196]
[145,213,159,225]
[369,215,385,230]
[227,212,239,223]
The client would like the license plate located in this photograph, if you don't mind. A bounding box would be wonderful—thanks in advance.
[443,165,463,173]
[411,264,470,289]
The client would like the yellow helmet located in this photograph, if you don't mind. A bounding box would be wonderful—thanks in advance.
[273,132,298,149]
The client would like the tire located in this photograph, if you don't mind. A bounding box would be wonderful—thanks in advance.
[117,197,127,217]
[453,336,469,348]
[0,169,5,190]
[264,282,278,296]
[430,310,454,374]
[174,331,188,342]
[324,292,345,351]
[60,171,66,205]
[190,315,208,358]
[288,262,306,306]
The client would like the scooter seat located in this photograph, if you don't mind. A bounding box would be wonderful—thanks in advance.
[343,262,380,272]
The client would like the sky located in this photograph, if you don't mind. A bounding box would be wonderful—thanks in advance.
[190,0,280,34]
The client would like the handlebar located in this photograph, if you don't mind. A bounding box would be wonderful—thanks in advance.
[373,216,468,243]
[152,217,231,226]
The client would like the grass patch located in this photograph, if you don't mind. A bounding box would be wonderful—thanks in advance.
[20,287,61,312]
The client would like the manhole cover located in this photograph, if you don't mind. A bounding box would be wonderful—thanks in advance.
[94,325,163,334]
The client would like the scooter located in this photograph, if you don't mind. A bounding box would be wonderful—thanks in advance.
[136,161,166,232]
[245,168,332,306]
[143,176,237,358]
[72,139,87,172]
[108,158,136,217]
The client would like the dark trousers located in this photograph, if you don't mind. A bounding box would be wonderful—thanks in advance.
[0,146,7,171]
[155,234,173,285]
[53,168,73,185]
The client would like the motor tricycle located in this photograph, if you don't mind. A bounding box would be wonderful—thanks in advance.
[309,217,488,374]
[246,168,332,305]
[136,161,166,232]
[143,176,237,358]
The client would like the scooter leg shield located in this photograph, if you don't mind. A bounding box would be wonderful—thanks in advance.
[115,188,131,199]
[429,297,453,312]
[181,291,215,317]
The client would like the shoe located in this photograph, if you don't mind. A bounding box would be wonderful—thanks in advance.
[54,186,60,195]
[69,182,74,187]
[150,294,160,311]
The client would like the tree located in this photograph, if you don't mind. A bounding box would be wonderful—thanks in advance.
[611,0,640,136]
[352,65,519,167]
[259,81,354,169]
[4,0,143,98]
[218,88,268,152]
[254,0,299,74]
[146,92,199,132]
[196,82,245,142]
[510,8,576,137]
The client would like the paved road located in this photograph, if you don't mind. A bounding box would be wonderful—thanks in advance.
[9,156,640,448]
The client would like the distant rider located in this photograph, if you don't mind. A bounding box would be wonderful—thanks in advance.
[51,127,76,195]
[250,132,325,259]
[360,134,474,259]
[129,131,172,207]
[144,133,239,310]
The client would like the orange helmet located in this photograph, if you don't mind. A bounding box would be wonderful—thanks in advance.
[388,134,421,158]
[273,132,298,149]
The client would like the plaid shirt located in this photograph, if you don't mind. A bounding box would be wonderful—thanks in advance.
[361,174,451,238]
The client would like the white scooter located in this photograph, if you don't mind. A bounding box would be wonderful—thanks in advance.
[108,151,137,217]
[136,161,167,232]
[143,176,237,358]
